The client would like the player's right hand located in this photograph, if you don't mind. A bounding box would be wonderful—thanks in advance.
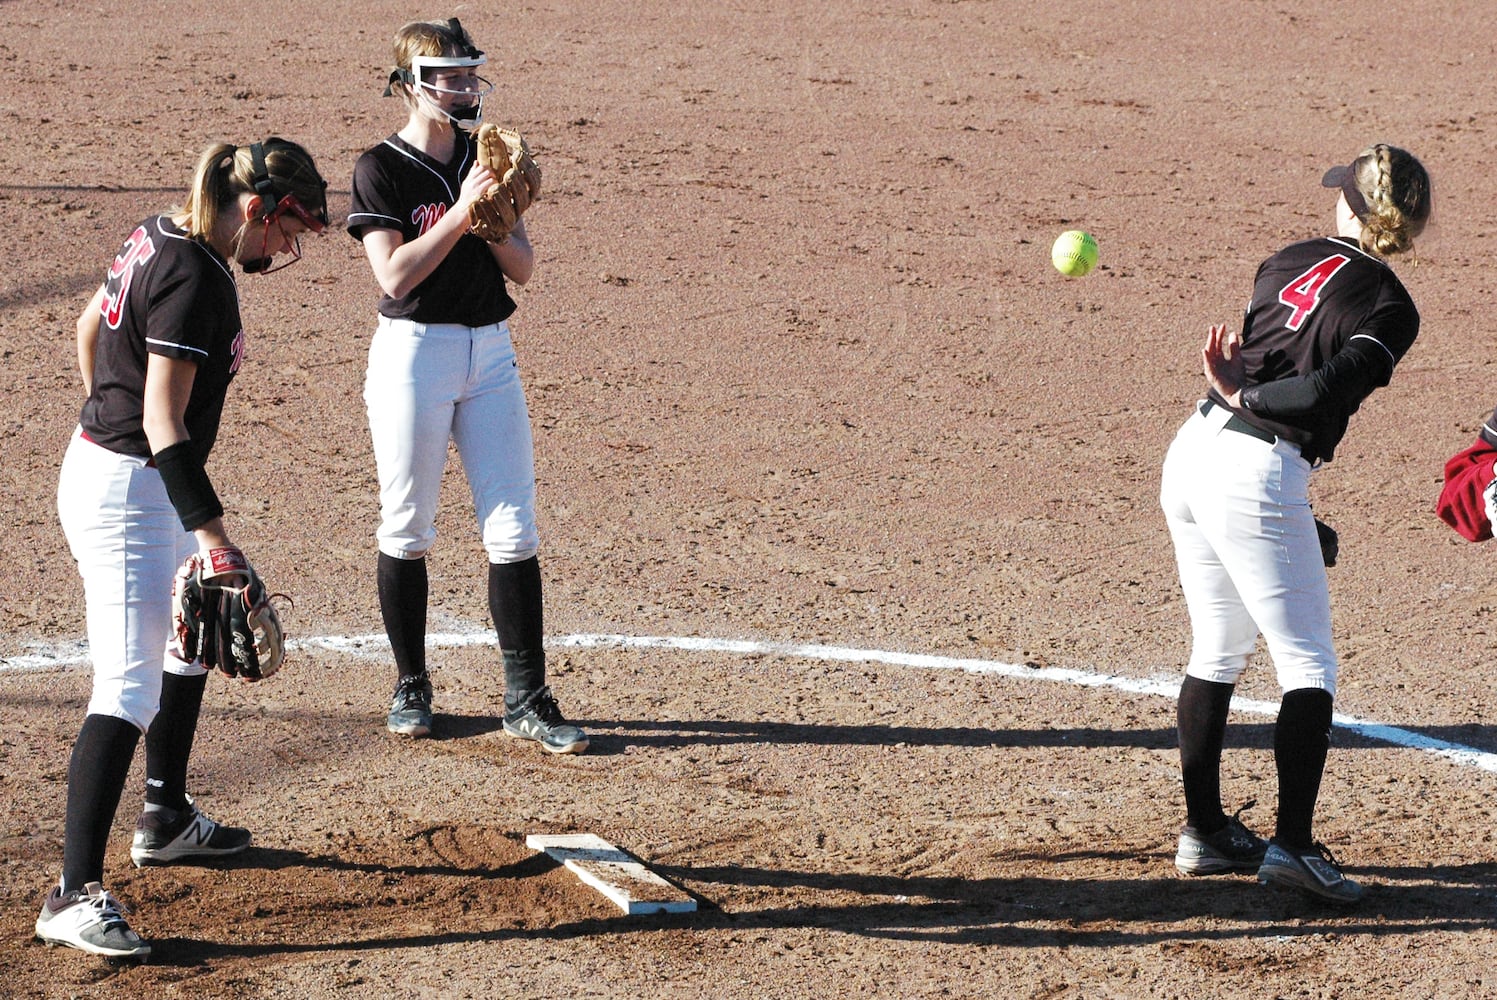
[458,160,499,214]
[1202,322,1245,403]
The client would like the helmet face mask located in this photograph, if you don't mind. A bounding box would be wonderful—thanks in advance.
[408,54,493,129]
[238,195,325,275]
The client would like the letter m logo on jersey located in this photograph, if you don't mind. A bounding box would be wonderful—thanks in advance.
[1278,254,1351,331]
[412,202,446,236]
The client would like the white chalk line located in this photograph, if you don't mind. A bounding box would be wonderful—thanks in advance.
[4,629,1496,774]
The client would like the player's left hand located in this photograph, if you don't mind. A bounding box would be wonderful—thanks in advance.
[213,565,286,680]
[467,124,541,244]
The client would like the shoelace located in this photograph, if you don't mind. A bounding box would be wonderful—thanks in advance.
[1219,802,1260,845]
[80,888,132,929]
[1311,841,1345,872]
[529,688,566,726]
[396,674,431,700]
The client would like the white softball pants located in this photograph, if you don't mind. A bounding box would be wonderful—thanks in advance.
[57,428,205,733]
[363,316,539,563]
[1159,402,1338,696]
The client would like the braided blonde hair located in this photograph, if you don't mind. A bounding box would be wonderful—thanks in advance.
[1348,143,1432,258]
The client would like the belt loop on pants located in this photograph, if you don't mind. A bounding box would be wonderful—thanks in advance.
[1199,399,1276,445]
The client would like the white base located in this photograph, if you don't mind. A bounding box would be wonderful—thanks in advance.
[526,833,698,915]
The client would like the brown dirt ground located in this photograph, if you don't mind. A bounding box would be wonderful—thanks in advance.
[3,1,1497,997]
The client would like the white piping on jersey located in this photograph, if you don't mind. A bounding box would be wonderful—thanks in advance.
[154,216,236,284]
[1326,235,1383,264]
[144,336,210,360]
[1348,332,1397,367]
[347,210,402,228]
[377,137,473,203]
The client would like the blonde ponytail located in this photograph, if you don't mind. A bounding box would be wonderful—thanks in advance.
[170,139,328,240]
[173,142,243,238]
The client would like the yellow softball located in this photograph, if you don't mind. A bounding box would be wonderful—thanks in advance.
[1051,230,1099,277]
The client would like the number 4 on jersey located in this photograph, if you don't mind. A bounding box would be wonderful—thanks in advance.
[1277,254,1350,331]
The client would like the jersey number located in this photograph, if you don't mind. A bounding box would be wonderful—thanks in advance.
[1277,254,1350,331]
[101,226,157,329]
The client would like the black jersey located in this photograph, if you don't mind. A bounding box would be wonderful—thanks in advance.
[1214,236,1419,464]
[347,132,516,326]
[78,215,243,462]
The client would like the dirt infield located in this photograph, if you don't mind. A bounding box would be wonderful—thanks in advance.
[4,1,1497,996]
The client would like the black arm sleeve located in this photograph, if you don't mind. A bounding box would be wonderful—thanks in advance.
[153,440,224,531]
[1240,337,1395,420]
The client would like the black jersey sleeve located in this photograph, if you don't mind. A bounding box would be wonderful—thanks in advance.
[347,147,406,242]
[1242,335,1401,418]
[146,267,235,364]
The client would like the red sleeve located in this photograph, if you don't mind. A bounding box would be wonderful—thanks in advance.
[1436,437,1497,542]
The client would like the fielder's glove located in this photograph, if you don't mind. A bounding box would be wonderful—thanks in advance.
[1314,517,1339,568]
[467,124,542,243]
[171,547,286,680]
[171,553,216,668]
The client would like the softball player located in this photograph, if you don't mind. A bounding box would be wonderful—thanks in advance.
[1436,407,1497,542]
[347,18,587,753]
[36,139,328,960]
[1160,144,1432,904]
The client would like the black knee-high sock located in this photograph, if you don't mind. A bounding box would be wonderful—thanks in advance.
[1178,675,1236,832]
[62,714,142,893]
[489,557,545,706]
[1274,687,1334,848]
[378,552,428,680]
[144,670,208,812]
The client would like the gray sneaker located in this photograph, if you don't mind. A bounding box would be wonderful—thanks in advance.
[131,797,251,867]
[387,672,434,737]
[1175,810,1268,876]
[503,686,589,754]
[35,882,151,961]
[1257,840,1363,904]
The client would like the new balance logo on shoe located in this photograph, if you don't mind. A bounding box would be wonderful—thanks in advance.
[130,800,252,867]
[35,882,150,961]
[503,686,589,754]
[178,816,214,848]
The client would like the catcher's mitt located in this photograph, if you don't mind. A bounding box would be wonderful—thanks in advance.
[468,124,542,243]
[170,547,286,680]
